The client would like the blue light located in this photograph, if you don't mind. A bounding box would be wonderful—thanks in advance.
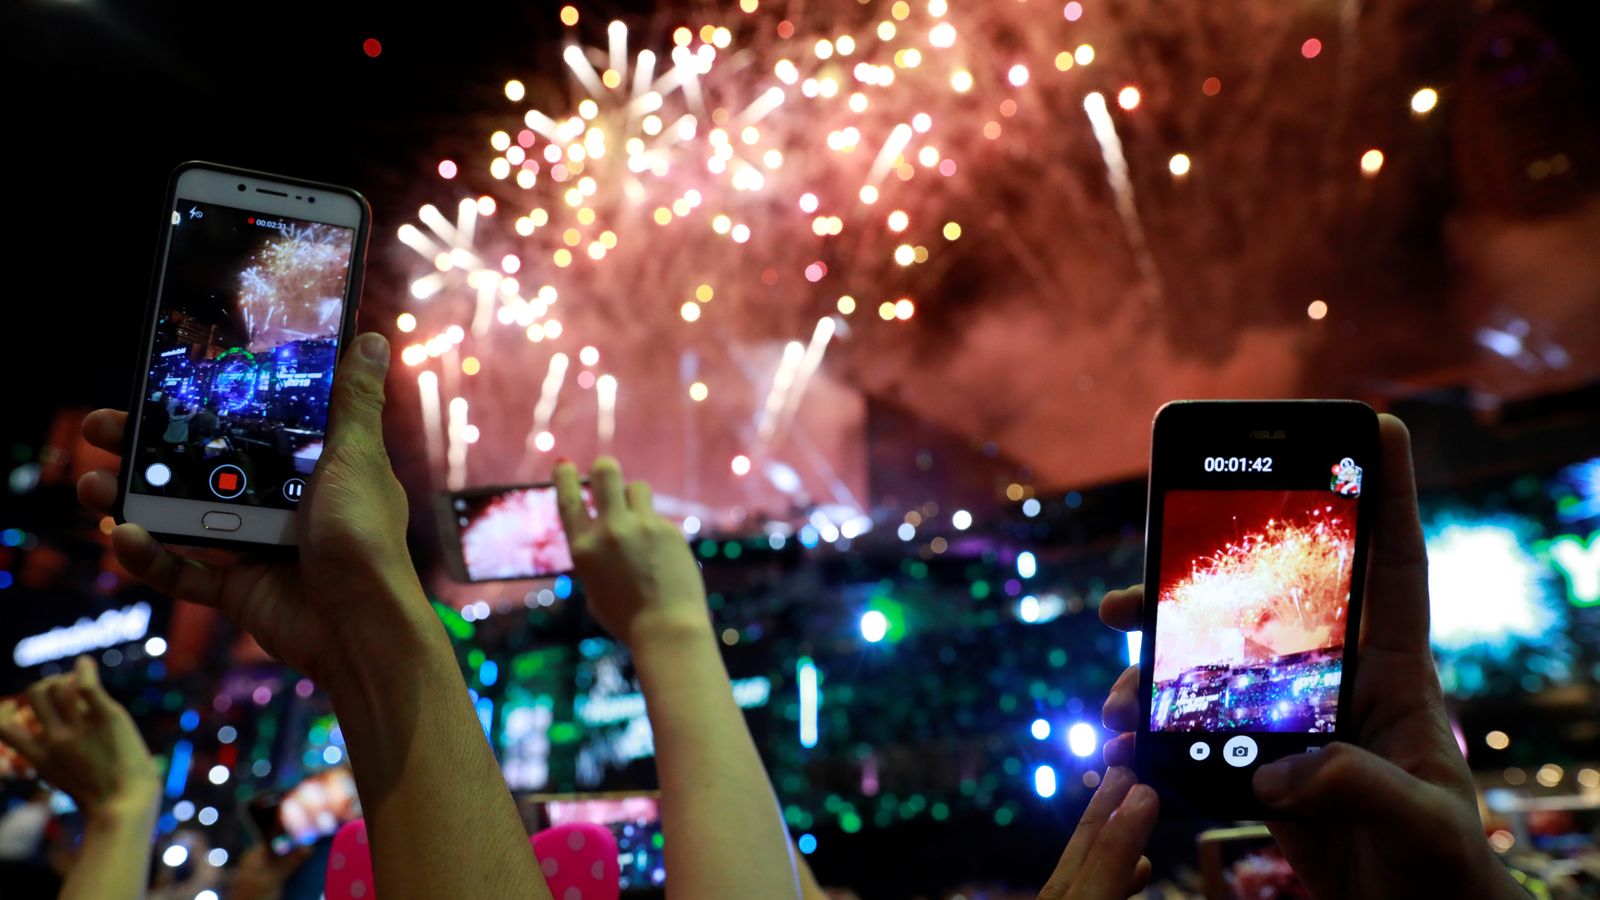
[553,575,573,599]
[479,660,499,686]
[165,740,193,799]
[475,696,494,738]
[798,833,818,855]
[799,524,820,548]
[1126,631,1142,665]
[323,746,343,765]
[859,610,889,643]
[1,529,23,547]
[1067,722,1098,758]
[798,658,820,749]
[1030,718,1051,740]
[0,572,12,590]
[1065,491,1083,508]
[1017,551,1037,579]
[179,710,200,732]
[1034,765,1058,799]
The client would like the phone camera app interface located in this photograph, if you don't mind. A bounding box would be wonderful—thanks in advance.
[131,199,353,509]
[1150,458,1362,735]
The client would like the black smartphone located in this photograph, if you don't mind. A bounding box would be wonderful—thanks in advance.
[118,162,369,548]
[246,766,362,855]
[525,792,665,892]
[437,482,590,582]
[1135,400,1379,819]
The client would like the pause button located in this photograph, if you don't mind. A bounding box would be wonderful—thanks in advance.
[283,478,307,502]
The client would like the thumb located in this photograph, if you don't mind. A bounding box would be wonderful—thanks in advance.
[323,332,391,457]
[1253,742,1446,832]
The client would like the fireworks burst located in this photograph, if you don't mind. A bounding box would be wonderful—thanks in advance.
[389,0,1193,533]
[1154,513,1353,682]
[238,224,352,351]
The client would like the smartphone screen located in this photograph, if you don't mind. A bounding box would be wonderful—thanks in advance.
[533,794,665,892]
[444,484,589,582]
[1137,401,1377,818]
[248,766,361,855]
[126,197,355,510]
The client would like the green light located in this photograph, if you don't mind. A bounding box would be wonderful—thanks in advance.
[698,540,718,558]
[1029,680,1048,699]
[652,832,665,849]
[1048,648,1068,667]
[931,802,950,821]
[839,811,863,833]
[908,561,928,579]
[866,596,908,643]
[998,694,1017,712]
[467,649,486,670]
[994,807,1015,826]
[511,651,548,679]
[970,580,991,599]
[549,722,579,744]
[722,541,743,559]
[1002,757,1022,775]
[433,602,475,640]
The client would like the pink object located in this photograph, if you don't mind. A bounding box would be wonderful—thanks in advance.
[325,820,375,900]
[531,822,619,900]
[323,819,618,900]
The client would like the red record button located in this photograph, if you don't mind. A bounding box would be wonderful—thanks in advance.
[209,464,247,500]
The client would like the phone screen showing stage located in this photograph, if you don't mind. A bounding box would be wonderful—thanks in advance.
[1151,485,1360,733]
[129,198,354,509]
[453,486,588,581]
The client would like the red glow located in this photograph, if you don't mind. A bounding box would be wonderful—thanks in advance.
[1300,37,1322,59]
[1202,77,1221,96]
[362,38,383,59]
[776,20,795,39]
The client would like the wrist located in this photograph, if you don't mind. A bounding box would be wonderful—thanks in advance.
[626,608,716,660]
[319,579,452,698]
[87,778,160,829]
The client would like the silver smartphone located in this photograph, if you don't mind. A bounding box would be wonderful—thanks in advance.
[118,163,369,547]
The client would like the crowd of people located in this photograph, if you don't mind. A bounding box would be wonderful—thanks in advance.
[0,333,1532,899]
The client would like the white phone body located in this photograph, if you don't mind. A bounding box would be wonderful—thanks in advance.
[119,163,367,547]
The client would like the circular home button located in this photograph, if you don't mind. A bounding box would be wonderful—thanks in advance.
[201,511,242,532]
[208,465,247,500]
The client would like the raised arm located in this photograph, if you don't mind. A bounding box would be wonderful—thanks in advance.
[0,657,161,900]
[556,458,802,900]
[77,333,549,900]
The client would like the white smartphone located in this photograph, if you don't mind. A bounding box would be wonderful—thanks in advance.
[118,163,369,547]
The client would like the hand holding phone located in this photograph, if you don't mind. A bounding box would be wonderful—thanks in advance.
[76,330,421,691]
[1101,412,1527,900]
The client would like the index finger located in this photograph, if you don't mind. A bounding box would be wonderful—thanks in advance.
[1073,785,1160,899]
[82,409,127,456]
[1361,414,1430,654]
[1039,766,1136,899]
[1099,586,1143,633]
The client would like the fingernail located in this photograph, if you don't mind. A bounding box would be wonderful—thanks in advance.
[357,332,390,365]
[1253,760,1291,804]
